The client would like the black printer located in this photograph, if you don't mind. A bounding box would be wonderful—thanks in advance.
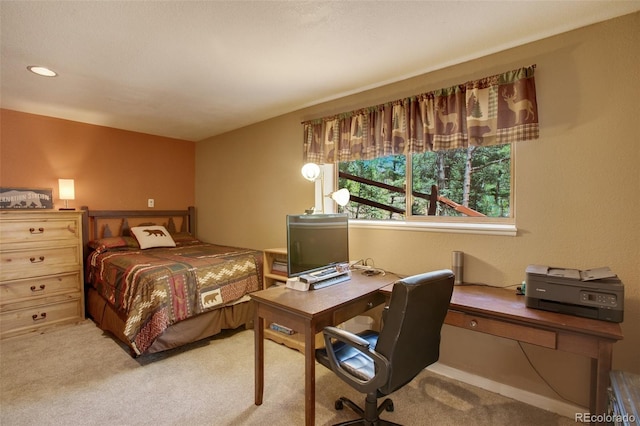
[525,265,624,323]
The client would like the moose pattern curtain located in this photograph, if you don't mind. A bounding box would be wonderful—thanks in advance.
[303,65,538,164]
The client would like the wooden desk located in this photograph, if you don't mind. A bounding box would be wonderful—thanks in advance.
[380,283,624,417]
[251,272,395,426]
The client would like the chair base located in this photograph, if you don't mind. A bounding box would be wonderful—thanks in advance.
[332,395,402,426]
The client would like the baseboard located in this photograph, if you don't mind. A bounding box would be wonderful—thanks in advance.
[427,363,585,419]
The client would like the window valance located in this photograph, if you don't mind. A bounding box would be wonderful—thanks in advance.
[303,65,538,164]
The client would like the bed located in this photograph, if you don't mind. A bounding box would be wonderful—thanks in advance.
[81,206,263,356]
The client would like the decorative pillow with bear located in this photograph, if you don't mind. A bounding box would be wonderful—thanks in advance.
[130,225,176,249]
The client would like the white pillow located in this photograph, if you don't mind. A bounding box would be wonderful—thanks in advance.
[130,225,176,249]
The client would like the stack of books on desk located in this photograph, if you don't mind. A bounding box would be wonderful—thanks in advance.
[271,258,288,276]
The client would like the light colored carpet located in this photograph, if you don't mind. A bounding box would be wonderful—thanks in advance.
[0,320,574,425]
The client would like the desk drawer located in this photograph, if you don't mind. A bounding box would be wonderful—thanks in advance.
[333,292,385,325]
[446,310,557,349]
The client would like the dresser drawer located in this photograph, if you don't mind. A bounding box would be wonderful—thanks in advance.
[0,295,83,339]
[0,272,82,305]
[0,216,80,246]
[0,245,81,281]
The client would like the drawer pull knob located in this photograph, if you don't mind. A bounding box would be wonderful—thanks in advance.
[470,320,478,328]
[29,227,45,234]
[30,284,46,292]
[29,256,45,263]
[367,302,373,309]
[32,313,47,321]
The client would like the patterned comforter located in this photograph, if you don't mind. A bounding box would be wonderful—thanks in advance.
[87,237,263,355]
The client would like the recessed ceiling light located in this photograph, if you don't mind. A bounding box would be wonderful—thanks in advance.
[27,66,58,77]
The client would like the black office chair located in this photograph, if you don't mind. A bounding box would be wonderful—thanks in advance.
[315,269,454,426]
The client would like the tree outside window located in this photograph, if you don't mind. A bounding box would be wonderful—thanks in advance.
[338,144,511,221]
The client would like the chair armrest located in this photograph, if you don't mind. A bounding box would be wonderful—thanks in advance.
[321,326,390,393]
[322,326,371,349]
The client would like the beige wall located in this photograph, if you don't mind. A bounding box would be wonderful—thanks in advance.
[0,109,195,210]
[196,12,639,409]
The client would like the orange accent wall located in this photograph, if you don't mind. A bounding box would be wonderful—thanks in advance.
[0,109,195,210]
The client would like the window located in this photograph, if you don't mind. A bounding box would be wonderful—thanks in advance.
[337,144,512,222]
[303,65,537,236]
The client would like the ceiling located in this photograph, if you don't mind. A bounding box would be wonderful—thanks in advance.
[2,1,639,142]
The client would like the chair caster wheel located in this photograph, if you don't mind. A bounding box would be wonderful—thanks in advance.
[335,399,344,410]
[386,401,394,412]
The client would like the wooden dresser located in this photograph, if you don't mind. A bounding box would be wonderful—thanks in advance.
[0,210,85,339]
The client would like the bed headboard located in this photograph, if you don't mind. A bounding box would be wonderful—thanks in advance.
[80,206,196,257]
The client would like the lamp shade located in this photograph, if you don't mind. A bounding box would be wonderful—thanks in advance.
[330,188,350,206]
[58,179,75,200]
[301,163,321,182]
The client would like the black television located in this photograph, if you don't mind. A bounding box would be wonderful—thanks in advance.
[286,213,349,277]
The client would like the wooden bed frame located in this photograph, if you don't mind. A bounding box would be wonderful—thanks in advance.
[80,205,196,257]
[80,206,255,356]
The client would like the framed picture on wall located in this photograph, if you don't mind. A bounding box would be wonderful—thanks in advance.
[0,187,54,209]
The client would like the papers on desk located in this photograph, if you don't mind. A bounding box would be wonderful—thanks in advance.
[544,266,617,281]
[285,277,310,291]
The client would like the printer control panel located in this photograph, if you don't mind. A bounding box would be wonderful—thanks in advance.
[580,291,618,307]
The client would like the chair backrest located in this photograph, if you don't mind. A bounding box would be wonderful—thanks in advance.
[375,269,454,395]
